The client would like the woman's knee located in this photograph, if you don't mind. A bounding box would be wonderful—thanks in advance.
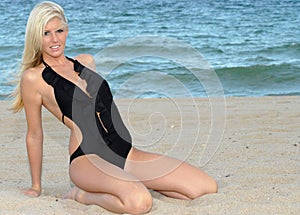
[209,178,218,193]
[123,189,152,214]
[202,177,218,196]
[187,176,218,199]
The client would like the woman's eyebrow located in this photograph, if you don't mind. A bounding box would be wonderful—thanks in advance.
[44,25,66,31]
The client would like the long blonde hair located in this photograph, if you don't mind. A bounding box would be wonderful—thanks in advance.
[11,1,68,112]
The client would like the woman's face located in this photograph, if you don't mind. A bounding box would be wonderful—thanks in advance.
[42,17,68,59]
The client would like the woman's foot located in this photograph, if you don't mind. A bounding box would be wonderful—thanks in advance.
[62,186,80,200]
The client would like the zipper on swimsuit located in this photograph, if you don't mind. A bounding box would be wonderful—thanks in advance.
[96,111,108,133]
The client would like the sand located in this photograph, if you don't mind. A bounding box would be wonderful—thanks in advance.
[0,96,299,215]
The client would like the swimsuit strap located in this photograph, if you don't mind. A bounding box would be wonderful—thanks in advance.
[66,56,76,63]
[42,56,74,67]
[42,59,49,67]
[42,56,74,124]
[42,56,83,75]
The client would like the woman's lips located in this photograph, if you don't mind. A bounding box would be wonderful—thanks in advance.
[50,45,60,50]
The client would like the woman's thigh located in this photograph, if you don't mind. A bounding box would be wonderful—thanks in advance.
[69,154,149,197]
[125,147,217,198]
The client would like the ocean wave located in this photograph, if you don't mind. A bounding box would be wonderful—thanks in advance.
[0,94,10,100]
[257,43,300,56]
[215,63,300,96]
[216,63,299,80]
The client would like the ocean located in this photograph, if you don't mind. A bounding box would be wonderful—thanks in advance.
[0,0,299,99]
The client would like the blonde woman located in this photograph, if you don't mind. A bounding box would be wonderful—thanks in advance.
[12,1,217,214]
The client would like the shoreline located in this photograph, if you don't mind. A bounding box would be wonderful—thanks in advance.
[1,96,299,214]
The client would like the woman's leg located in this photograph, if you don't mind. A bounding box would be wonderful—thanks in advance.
[66,154,152,214]
[125,147,217,200]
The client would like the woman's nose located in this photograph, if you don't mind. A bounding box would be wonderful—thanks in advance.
[51,33,58,42]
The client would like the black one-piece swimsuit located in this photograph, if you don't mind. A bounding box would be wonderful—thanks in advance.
[42,56,132,169]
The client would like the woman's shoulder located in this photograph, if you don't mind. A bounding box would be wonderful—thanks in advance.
[74,54,94,65]
[74,54,96,70]
[21,65,44,84]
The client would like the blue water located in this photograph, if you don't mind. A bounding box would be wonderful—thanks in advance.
[0,0,299,99]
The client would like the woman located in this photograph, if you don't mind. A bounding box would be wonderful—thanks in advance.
[12,1,217,214]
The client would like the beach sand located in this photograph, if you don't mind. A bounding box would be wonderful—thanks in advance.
[0,96,299,215]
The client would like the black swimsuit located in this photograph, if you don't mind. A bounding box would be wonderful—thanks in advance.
[42,57,132,169]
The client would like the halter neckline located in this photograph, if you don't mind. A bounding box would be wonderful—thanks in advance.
[42,56,75,68]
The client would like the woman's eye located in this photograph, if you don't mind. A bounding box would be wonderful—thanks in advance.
[57,29,64,33]
[44,31,50,36]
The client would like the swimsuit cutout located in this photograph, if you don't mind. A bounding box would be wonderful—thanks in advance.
[42,57,132,169]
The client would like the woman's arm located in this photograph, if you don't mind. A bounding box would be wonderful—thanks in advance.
[75,54,96,70]
[21,69,43,197]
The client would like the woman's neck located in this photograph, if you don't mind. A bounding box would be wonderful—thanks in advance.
[42,54,68,67]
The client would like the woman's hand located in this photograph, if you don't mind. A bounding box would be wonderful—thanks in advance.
[22,187,41,197]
